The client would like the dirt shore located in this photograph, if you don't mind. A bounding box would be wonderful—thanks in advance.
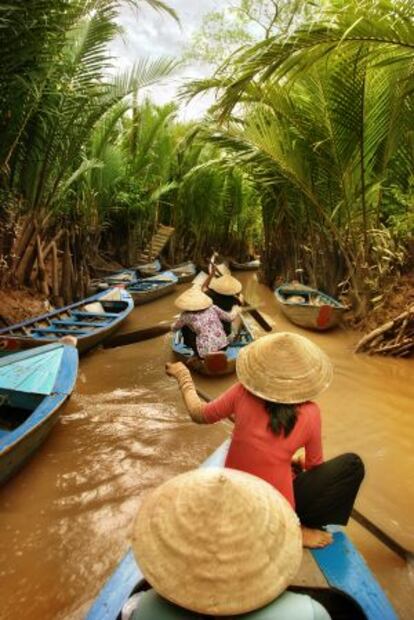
[0,287,49,328]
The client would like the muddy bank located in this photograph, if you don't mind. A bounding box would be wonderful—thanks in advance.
[0,287,49,327]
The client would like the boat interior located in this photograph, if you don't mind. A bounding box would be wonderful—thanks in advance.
[117,580,367,620]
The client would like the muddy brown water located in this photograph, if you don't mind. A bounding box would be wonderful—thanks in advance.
[0,274,413,619]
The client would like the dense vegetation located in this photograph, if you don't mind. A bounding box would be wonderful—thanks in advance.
[0,0,413,318]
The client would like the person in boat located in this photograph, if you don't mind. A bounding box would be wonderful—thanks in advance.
[166,332,364,549]
[123,468,331,620]
[172,287,240,358]
[205,274,243,337]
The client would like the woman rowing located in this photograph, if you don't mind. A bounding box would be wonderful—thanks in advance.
[205,273,243,337]
[166,332,364,548]
[123,468,331,619]
[171,287,241,359]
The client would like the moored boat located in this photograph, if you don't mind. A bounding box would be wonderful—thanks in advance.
[274,283,347,331]
[85,440,397,620]
[90,269,138,292]
[170,261,197,283]
[126,271,178,306]
[0,288,134,355]
[0,342,78,485]
[230,258,261,271]
[172,322,254,376]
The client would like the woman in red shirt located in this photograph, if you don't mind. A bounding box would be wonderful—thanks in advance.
[166,331,364,548]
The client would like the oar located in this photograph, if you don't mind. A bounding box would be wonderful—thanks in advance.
[193,386,412,561]
[104,320,173,348]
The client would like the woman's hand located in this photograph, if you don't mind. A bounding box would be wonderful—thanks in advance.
[165,361,187,379]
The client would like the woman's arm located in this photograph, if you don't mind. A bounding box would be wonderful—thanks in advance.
[171,314,186,332]
[166,362,204,423]
[166,362,239,424]
[214,305,241,323]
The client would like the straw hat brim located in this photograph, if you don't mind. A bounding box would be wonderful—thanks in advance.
[132,468,302,615]
[209,274,242,296]
[175,288,213,311]
[236,332,333,404]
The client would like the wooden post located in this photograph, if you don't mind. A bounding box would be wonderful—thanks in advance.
[36,234,49,296]
[51,241,59,300]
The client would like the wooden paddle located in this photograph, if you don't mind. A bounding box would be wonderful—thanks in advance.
[104,320,173,348]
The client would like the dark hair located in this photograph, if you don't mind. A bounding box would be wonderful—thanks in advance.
[264,401,298,436]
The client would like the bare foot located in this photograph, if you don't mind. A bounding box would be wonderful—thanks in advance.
[301,526,333,548]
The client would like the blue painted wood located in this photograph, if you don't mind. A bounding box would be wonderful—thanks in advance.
[311,529,398,620]
[0,344,78,485]
[86,549,142,620]
[0,288,134,355]
[52,320,112,328]
[86,440,398,620]
[0,344,64,395]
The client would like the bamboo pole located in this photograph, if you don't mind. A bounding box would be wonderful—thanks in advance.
[51,241,59,299]
[36,234,49,296]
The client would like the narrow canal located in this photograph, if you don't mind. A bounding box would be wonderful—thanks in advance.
[0,273,413,619]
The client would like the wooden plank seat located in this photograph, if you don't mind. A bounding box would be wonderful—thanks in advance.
[32,327,89,336]
[72,311,119,319]
[52,320,111,328]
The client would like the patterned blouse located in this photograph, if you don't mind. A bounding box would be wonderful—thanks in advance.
[172,305,233,358]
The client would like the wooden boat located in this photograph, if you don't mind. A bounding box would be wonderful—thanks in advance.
[0,288,134,355]
[135,259,161,278]
[85,440,397,620]
[172,322,254,376]
[230,258,261,271]
[170,261,197,283]
[127,271,178,306]
[274,283,347,331]
[0,342,78,485]
[88,269,139,294]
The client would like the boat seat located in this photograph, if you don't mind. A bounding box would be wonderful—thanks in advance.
[52,320,111,328]
[32,327,89,335]
[72,311,119,319]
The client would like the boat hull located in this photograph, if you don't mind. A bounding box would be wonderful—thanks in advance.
[274,284,347,331]
[0,289,134,355]
[230,259,261,271]
[0,344,78,484]
[86,440,397,620]
[170,262,197,283]
[172,324,253,376]
[127,271,178,306]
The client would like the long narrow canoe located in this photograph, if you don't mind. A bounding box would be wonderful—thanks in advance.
[126,271,178,306]
[230,258,261,271]
[0,342,78,485]
[89,269,139,293]
[0,288,134,355]
[274,283,347,331]
[169,261,197,283]
[86,441,397,620]
[172,322,254,376]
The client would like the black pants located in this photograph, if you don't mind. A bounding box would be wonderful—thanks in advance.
[182,326,199,356]
[293,453,365,528]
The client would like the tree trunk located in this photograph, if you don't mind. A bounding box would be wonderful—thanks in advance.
[36,234,49,296]
[61,233,73,305]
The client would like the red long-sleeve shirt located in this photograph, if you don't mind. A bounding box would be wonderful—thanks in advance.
[202,383,324,508]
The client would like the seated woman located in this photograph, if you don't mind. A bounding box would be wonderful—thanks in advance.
[124,468,331,620]
[172,287,240,358]
[166,332,364,548]
[205,274,243,337]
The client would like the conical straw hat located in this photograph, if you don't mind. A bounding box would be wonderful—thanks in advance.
[236,332,333,404]
[209,274,242,295]
[174,287,212,311]
[132,468,302,615]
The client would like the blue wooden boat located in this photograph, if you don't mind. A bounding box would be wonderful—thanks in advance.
[127,271,178,306]
[172,321,254,376]
[274,283,347,331]
[86,441,397,620]
[230,258,261,271]
[0,288,134,355]
[0,342,78,485]
[90,269,139,292]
